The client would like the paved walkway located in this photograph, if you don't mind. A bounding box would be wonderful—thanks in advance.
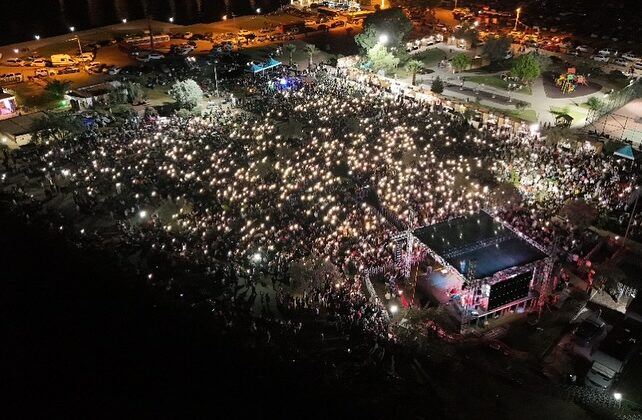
[401,45,600,127]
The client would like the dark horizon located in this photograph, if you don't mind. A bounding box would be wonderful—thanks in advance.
[0,0,285,44]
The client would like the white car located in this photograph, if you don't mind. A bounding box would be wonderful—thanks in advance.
[634,62,642,70]
[84,61,103,71]
[575,45,590,53]
[35,68,56,77]
[612,58,628,67]
[622,52,640,62]
[597,48,612,56]
[5,58,25,66]
[30,58,48,67]
[108,66,121,75]
[147,52,164,60]
[592,54,609,62]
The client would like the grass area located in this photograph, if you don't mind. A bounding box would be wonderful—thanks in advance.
[549,105,587,124]
[412,48,447,68]
[483,106,539,123]
[471,57,515,73]
[466,75,532,95]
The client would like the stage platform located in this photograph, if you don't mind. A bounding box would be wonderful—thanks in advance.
[414,212,547,279]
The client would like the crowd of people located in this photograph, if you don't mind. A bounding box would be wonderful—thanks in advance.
[1,64,640,350]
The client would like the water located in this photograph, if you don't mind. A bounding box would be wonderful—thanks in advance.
[0,0,285,45]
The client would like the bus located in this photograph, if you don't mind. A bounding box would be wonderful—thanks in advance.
[121,34,171,50]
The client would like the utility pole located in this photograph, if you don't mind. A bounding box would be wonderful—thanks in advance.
[148,16,154,51]
[214,60,219,96]
[625,192,640,239]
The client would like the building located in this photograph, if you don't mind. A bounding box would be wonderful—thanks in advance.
[0,92,18,119]
[0,111,46,147]
[65,81,122,111]
[414,211,552,328]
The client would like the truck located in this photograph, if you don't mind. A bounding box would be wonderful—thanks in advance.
[51,54,75,67]
[585,319,640,391]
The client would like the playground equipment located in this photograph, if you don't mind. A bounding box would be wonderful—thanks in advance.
[556,67,589,94]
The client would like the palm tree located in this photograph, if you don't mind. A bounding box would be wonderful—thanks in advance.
[44,79,72,101]
[585,96,604,112]
[303,44,318,69]
[285,44,296,66]
[404,59,422,86]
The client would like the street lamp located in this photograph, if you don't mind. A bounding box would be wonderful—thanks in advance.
[13,48,19,54]
[614,392,622,408]
[69,26,75,32]
[256,8,261,14]
[122,18,127,24]
[514,8,521,31]
[379,33,389,45]
[169,17,174,23]
[222,15,227,21]
[34,34,40,40]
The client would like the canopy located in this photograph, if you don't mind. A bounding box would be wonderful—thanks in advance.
[248,58,282,74]
[614,144,635,160]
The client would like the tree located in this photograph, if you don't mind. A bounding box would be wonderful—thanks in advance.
[285,43,296,66]
[404,59,422,86]
[451,53,471,73]
[511,53,541,83]
[367,44,399,75]
[30,111,86,143]
[355,8,413,54]
[169,79,203,110]
[482,36,512,62]
[124,81,146,105]
[303,44,318,69]
[453,24,480,47]
[431,76,444,94]
[586,96,604,112]
[44,79,71,101]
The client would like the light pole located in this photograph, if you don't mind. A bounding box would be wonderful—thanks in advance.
[169,17,174,23]
[34,34,40,40]
[69,36,83,55]
[514,8,521,31]
[213,59,219,97]
[69,26,75,32]
[613,392,622,409]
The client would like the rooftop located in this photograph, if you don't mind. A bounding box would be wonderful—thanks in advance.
[414,211,547,279]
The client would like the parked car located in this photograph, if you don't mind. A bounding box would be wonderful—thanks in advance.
[572,315,605,346]
[85,61,103,72]
[575,45,590,53]
[75,52,94,62]
[598,48,613,56]
[592,54,610,62]
[612,58,629,67]
[183,32,194,39]
[108,66,122,75]
[35,68,56,77]
[5,58,25,66]
[57,66,80,74]
[29,58,48,67]
[147,52,164,60]
[622,52,640,62]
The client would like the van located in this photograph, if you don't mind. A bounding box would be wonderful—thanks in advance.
[51,54,75,67]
